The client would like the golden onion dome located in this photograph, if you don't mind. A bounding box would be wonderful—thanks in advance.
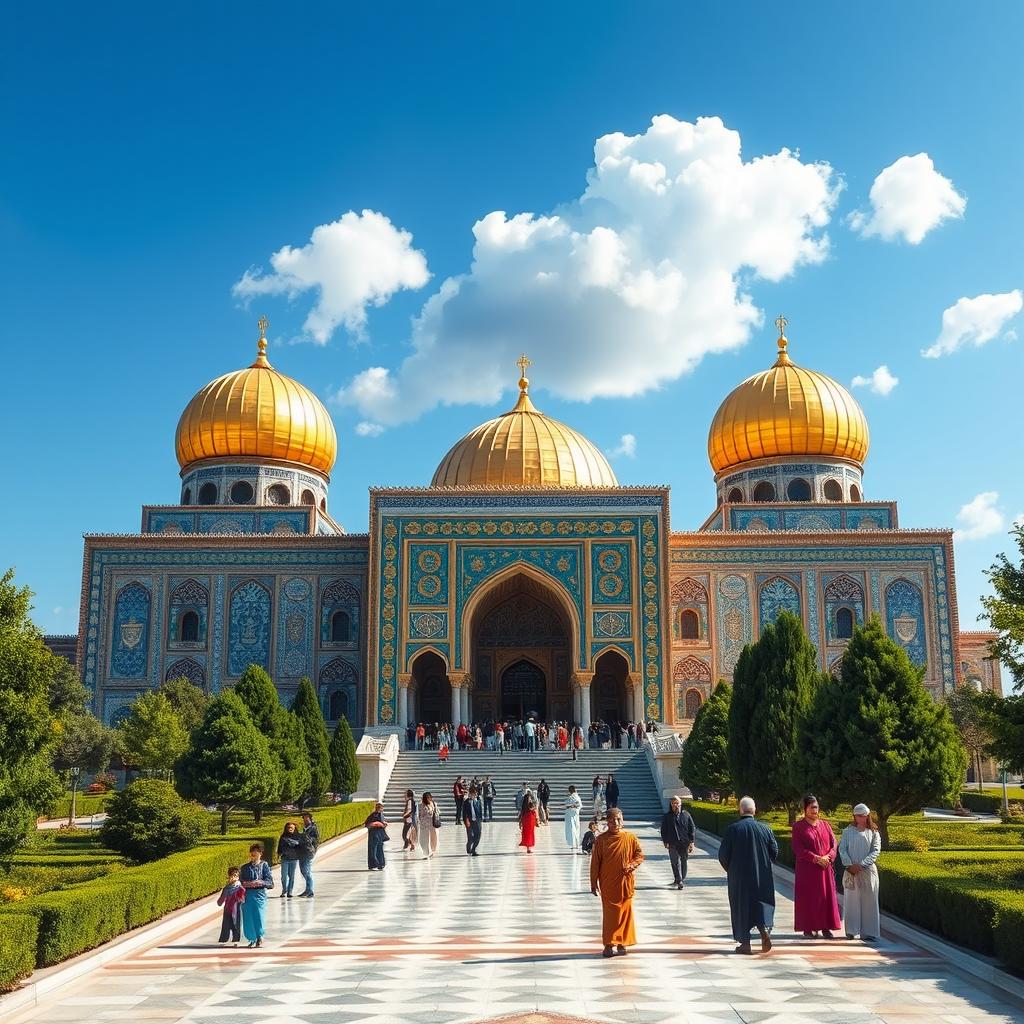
[431,356,618,488]
[175,318,338,477]
[708,318,869,476]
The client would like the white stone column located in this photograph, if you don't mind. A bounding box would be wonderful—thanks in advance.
[398,674,412,729]
[572,685,581,725]
[631,673,646,723]
[573,672,594,735]
[460,684,470,724]
[450,683,461,726]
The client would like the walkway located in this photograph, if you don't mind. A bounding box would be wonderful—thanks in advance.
[9,821,1021,1024]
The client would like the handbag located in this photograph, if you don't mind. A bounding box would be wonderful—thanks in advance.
[432,808,442,829]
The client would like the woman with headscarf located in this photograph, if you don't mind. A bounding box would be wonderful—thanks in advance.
[792,794,841,938]
[364,802,390,870]
[418,791,440,859]
[838,802,882,941]
[564,784,583,853]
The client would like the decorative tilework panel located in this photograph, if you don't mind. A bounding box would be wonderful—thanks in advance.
[164,656,206,688]
[734,509,781,532]
[198,512,258,535]
[590,543,632,605]
[590,641,635,666]
[408,544,450,606]
[168,578,209,646]
[846,507,894,530]
[227,578,272,676]
[102,690,143,726]
[784,509,842,531]
[151,577,163,685]
[320,578,361,645]
[405,641,451,666]
[885,578,927,667]
[805,569,820,657]
[593,610,632,639]
[715,573,751,679]
[110,582,150,679]
[671,576,710,642]
[319,656,359,723]
[823,572,865,644]
[147,513,194,534]
[757,574,801,634]
[276,576,314,679]
[410,611,448,640]
[212,574,225,692]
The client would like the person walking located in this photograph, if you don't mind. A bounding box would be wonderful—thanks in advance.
[298,811,320,898]
[418,792,439,859]
[592,775,605,819]
[659,796,696,888]
[463,785,483,855]
[564,784,583,853]
[482,776,496,821]
[401,789,418,852]
[605,774,620,811]
[717,796,778,955]
[792,794,841,939]
[537,778,551,825]
[519,795,538,853]
[525,718,536,752]
[216,866,245,945]
[495,721,504,754]
[276,821,302,897]
[364,802,389,870]
[590,808,644,958]
[515,781,530,815]
[239,843,274,947]
[453,776,466,824]
[838,803,882,942]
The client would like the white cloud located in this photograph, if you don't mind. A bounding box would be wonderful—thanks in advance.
[1014,512,1024,528]
[848,153,966,244]
[606,433,637,459]
[955,491,1005,541]
[851,364,899,396]
[922,290,1023,358]
[355,421,385,438]
[233,210,430,344]
[52,606,63,616]
[338,115,840,428]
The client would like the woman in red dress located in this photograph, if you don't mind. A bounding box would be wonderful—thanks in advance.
[792,794,842,938]
[519,795,538,854]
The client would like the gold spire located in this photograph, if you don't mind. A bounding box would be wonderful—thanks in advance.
[513,353,535,412]
[252,315,271,368]
[773,313,791,366]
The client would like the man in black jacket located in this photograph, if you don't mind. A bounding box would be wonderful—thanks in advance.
[660,796,696,889]
[462,785,484,856]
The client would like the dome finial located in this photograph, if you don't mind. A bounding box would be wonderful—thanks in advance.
[774,313,792,366]
[252,315,272,368]
[513,353,535,411]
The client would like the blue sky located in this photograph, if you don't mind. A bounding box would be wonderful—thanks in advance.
[2,3,1022,638]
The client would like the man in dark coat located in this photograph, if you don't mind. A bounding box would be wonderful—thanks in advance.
[462,785,484,856]
[659,795,696,888]
[717,796,778,954]
[605,774,620,809]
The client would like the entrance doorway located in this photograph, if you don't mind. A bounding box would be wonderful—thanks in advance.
[411,650,448,724]
[500,659,547,720]
[592,650,630,742]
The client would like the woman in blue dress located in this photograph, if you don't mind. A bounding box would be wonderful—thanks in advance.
[364,802,390,870]
[239,842,274,946]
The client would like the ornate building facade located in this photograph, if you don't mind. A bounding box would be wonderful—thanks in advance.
[77,319,996,732]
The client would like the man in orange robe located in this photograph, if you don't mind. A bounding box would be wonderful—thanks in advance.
[590,807,644,957]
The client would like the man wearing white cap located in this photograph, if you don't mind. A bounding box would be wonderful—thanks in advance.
[838,803,882,941]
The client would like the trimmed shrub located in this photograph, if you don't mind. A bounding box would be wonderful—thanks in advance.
[958,791,1005,814]
[0,913,37,991]
[101,780,208,862]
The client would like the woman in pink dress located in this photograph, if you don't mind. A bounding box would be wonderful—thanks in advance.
[792,794,841,938]
[519,795,538,854]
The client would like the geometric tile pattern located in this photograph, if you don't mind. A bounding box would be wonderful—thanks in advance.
[8,822,1020,1024]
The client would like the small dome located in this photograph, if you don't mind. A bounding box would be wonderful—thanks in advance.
[708,320,869,476]
[431,357,618,488]
[175,320,337,477]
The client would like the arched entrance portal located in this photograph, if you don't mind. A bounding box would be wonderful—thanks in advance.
[411,650,449,724]
[592,649,630,736]
[469,572,574,722]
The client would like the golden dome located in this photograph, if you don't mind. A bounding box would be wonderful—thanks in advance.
[175,319,338,477]
[708,318,869,476]
[431,356,618,488]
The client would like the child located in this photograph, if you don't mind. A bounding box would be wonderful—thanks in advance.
[217,866,245,945]
[581,819,600,856]
[438,741,449,763]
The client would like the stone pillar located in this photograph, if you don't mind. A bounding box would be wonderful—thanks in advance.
[460,684,470,724]
[572,685,581,726]
[573,672,594,736]
[450,682,461,726]
[629,672,646,724]
[448,672,469,726]
[397,674,413,730]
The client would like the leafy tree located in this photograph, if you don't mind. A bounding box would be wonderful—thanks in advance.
[977,691,1024,775]
[329,715,360,796]
[945,685,993,791]
[982,523,1024,691]
[792,618,966,848]
[0,569,63,855]
[53,713,115,821]
[680,680,732,801]
[235,665,310,819]
[291,677,330,806]
[101,779,207,862]
[729,611,821,822]
[49,657,90,718]
[159,676,209,734]
[118,691,189,779]
[175,691,279,833]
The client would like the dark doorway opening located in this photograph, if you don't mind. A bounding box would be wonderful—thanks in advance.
[501,659,547,720]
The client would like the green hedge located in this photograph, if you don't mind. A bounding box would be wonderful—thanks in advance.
[0,801,372,975]
[45,793,110,820]
[957,792,1004,814]
[0,915,39,992]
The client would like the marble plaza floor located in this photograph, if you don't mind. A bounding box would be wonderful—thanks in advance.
[8,820,1023,1024]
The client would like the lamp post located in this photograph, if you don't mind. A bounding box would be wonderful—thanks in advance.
[1002,767,1010,817]
[68,766,81,826]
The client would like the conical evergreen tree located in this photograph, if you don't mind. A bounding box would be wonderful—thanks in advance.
[680,680,732,801]
[729,610,822,821]
[175,691,279,833]
[235,665,311,818]
[329,716,360,797]
[291,677,331,806]
[792,617,966,847]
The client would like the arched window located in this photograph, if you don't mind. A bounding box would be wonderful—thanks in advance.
[850,483,862,502]
[320,498,327,512]
[301,489,316,505]
[198,482,218,505]
[727,487,744,503]
[835,607,854,640]
[685,688,703,718]
[230,480,254,504]
[329,690,349,721]
[787,478,812,501]
[179,610,199,643]
[331,610,350,643]
[752,481,776,502]
[266,484,290,505]
[823,479,843,502]
[679,608,700,640]
[182,487,192,505]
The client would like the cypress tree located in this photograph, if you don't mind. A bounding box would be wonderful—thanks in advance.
[729,610,821,822]
[792,617,967,848]
[291,677,331,806]
[680,680,732,801]
[329,715,360,797]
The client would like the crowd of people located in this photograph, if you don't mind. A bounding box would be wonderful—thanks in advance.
[405,718,660,753]
[215,788,883,961]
